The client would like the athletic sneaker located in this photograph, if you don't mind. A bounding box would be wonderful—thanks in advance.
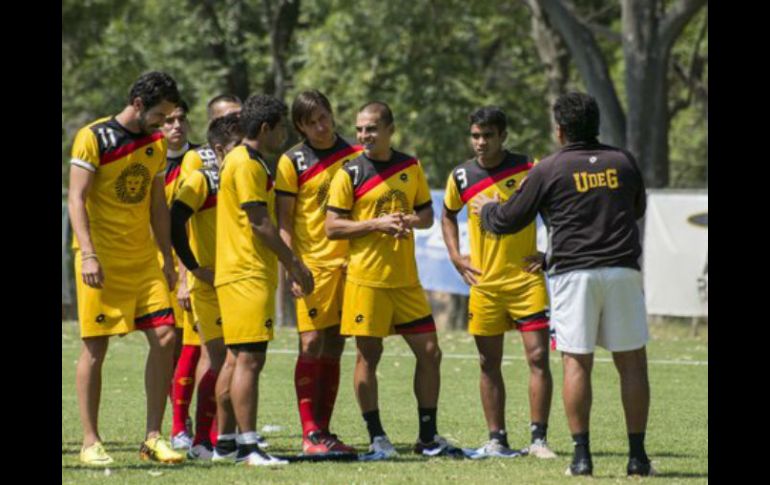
[140,436,185,463]
[358,435,398,461]
[627,457,656,476]
[414,435,466,458]
[171,431,193,450]
[255,433,269,449]
[303,430,332,455]
[324,433,356,454]
[468,439,524,459]
[212,439,238,462]
[187,440,214,460]
[79,441,114,466]
[527,438,558,459]
[565,456,593,476]
[235,448,288,467]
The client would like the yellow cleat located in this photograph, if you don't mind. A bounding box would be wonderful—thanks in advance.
[80,441,115,466]
[140,436,185,464]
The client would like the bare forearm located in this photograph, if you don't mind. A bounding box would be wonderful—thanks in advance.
[151,201,173,259]
[325,216,379,240]
[68,194,95,254]
[404,208,434,230]
[441,212,462,261]
[252,219,300,269]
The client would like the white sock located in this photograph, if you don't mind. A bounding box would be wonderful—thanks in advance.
[218,433,237,442]
[237,432,259,445]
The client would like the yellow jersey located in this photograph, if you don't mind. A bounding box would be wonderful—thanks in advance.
[275,135,362,268]
[70,116,167,262]
[443,151,541,291]
[215,145,277,288]
[327,150,432,288]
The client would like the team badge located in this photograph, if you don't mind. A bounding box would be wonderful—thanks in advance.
[355,314,364,323]
[96,314,106,324]
[115,163,151,203]
[309,308,318,319]
[506,179,516,188]
[374,189,409,218]
[400,173,408,182]
[146,147,154,156]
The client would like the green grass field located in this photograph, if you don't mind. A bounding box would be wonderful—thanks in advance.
[62,321,707,484]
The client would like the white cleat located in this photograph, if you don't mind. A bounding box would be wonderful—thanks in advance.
[358,435,398,462]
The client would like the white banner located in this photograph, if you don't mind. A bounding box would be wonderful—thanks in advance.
[643,190,708,317]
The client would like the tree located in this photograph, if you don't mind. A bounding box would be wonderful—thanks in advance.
[535,0,707,187]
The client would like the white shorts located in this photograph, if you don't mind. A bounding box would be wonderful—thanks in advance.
[549,267,648,354]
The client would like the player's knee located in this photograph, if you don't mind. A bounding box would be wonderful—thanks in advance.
[153,325,177,350]
[478,353,502,374]
[299,331,323,356]
[418,341,442,367]
[526,345,549,371]
[356,345,382,367]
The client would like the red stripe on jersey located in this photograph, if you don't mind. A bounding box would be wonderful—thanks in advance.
[101,132,164,166]
[298,144,363,187]
[200,194,217,211]
[165,164,181,186]
[460,163,532,203]
[354,157,418,200]
[266,177,274,192]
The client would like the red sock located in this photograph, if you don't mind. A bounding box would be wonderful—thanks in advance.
[316,356,341,432]
[209,416,219,444]
[193,368,219,445]
[171,345,201,435]
[295,355,321,437]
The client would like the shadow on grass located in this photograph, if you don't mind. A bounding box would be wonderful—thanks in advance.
[590,451,697,458]
[62,462,198,471]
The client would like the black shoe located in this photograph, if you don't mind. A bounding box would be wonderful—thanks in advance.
[565,456,593,476]
[627,457,656,476]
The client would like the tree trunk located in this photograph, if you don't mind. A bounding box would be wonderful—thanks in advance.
[198,0,251,100]
[526,0,571,148]
[536,0,626,148]
[264,0,301,102]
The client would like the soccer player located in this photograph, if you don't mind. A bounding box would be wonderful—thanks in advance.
[68,71,185,465]
[160,100,205,451]
[215,94,314,466]
[442,107,556,459]
[171,113,242,460]
[325,102,462,461]
[275,90,362,455]
[473,92,653,477]
[169,95,246,450]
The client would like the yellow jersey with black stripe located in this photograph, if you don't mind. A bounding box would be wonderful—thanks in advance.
[327,150,432,288]
[443,151,540,291]
[180,144,219,183]
[175,166,219,291]
[164,142,199,205]
[70,116,167,262]
[275,135,363,268]
[215,145,277,288]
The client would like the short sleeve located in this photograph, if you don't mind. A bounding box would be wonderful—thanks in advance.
[235,160,268,208]
[180,150,204,183]
[327,168,353,213]
[275,154,298,196]
[70,127,100,172]
[175,170,208,212]
[443,172,464,213]
[413,160,432,210]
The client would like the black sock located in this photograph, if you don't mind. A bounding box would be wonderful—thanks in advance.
[531,422,548,442]
[363,409,386,443]
[418,407,438,443]
[572,432,591,461]
[215,439,236,453]
[628,432,649,462]
[489,429,509,448]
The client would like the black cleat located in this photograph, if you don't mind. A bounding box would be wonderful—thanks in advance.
[627,457,656,476]
[565,456,593,476]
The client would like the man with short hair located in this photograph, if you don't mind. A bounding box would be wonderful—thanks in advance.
[215,94,314,466]
[325,101,463,461]
[171,113,244,460]
[207,94,243,121]
[442,106,556,460]
[276,90,362,455]
[68,71,185,465]
[472,92,653,477]
[160,99,205,451]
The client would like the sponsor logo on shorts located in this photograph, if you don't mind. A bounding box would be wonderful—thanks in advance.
[265,318,273,329]
[355,314,364,323]
[216,317,222,326]
[146,147,154,156]
[96,314,106,324]
[309,308,318,319]
[400,173,408,182]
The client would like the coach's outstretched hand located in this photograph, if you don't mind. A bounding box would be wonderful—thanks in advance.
[470,192,500,215]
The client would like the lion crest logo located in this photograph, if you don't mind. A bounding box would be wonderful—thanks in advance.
[115,163,151,204]
[316,180,331,212]
[374,189,409,218]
